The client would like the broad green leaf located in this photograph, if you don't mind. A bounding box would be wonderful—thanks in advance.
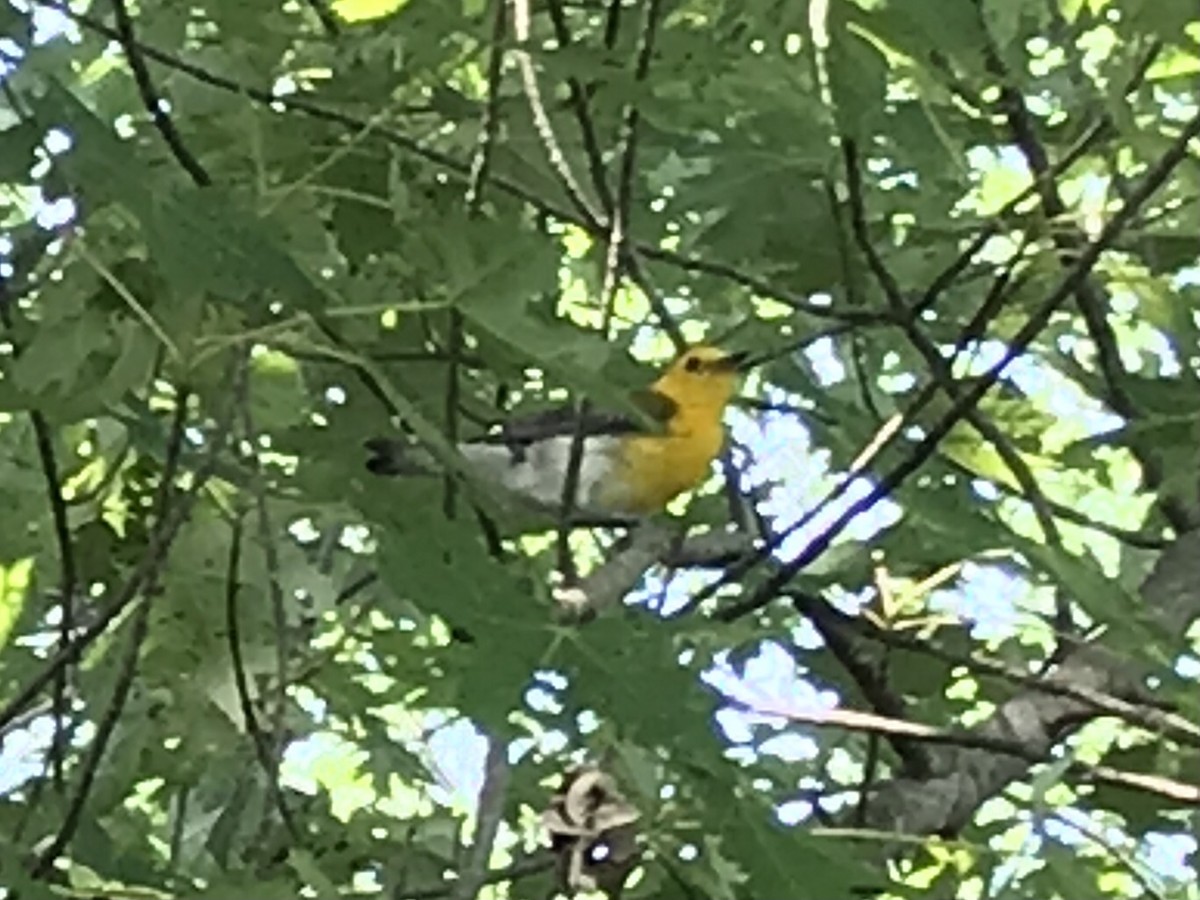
[824,17,889,141]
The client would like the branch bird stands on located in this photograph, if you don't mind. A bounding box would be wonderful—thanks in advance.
[365,346,751,523]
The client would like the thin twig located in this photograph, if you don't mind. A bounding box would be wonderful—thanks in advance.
[168,785,188,869]
[796,597,931,777]
[28,386,192,874]
[0,364,236,735]
[303,0,340,36]
[685,252,1034,611]
[110,0,211,186]
[542,0,684,348]
[791,590,1200,751]
[981,31,1192,532]
[555,0,664,582]
[726,696,1200,805]
[0,249,78,796]
[634,243,889,324]
[601,0,623,49]
[238,397,290,779]
[224,514,299,838]
[939,452,1167,549]
[30,598,153,877]
[30,406,75,795]
[910,123,1101,320]
[842,141,1064,549]
[511,0,604,225]
[334,570,380,606]
[544,0,613,211]
[445,0,508,521]
[43,0,878,330]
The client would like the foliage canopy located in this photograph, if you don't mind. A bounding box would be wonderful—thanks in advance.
[0,0,1198,898]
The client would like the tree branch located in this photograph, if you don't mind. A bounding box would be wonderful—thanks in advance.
[727,693,1200,808]
[980,31,1193,530]
[0,363,238,735]
[30,408,75,793]
[30,597,153,877]
[511,0,605,226]
[843,140,1065,550]
[110,0,211,187]
[793,593,933,778]
[30,383,192,876]
[718,107,1200,621]
[224,514,299,839]
[852,526,1200,835]
[39,0,877,334]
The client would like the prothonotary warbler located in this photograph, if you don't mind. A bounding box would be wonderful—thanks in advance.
[364,345,749,519]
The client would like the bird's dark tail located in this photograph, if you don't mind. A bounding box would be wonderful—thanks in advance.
[363,437,436,476]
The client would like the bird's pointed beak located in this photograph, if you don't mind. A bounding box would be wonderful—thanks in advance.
[719,350,752,372]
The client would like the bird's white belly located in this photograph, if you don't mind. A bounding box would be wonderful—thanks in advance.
[459,435,626,514]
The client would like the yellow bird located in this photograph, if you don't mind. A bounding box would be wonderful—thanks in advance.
[365,345,748,519]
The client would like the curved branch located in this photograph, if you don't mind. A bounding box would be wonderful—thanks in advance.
[854,527,1200,835]
[110,0,211,187]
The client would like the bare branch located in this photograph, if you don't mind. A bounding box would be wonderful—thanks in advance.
[856,526,1200,834]
[793,589,1200,750]
[30,597,153,877]
[726,695,1200,807]
[30,410,75,793]
[224,514,299,839]
[511,0,604,225]
[791,593,932,778]
[0,363,237,735]
[718,107,1200,621]
[110,0,211,187]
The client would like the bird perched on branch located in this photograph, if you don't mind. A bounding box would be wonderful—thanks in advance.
[364,345,749,520]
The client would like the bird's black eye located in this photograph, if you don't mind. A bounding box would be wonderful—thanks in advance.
[683,356,702,373]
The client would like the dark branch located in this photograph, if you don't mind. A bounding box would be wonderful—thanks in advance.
[224,514,299,839]
[30,403,75,795]
[30,384,192,876]
[303,0,340,36]
[46,0,877,330]
[30,598,153,877]
[792,593,933,777]
[0,363,237,735]
[717,108,1200,621]
[979,30,1193,531]
[445,0,508,521]
[238,396,291,793]
[110,0,211,187]
[842,141,1064,550]
[726,695,1200,806]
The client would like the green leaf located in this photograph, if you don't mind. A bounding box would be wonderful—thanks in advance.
[9,303,112,400]
[0,118,42,183]
[825,18,889,141]
[31,81,325,309]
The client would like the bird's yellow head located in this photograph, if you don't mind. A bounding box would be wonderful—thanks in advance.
[651,345,747,414]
